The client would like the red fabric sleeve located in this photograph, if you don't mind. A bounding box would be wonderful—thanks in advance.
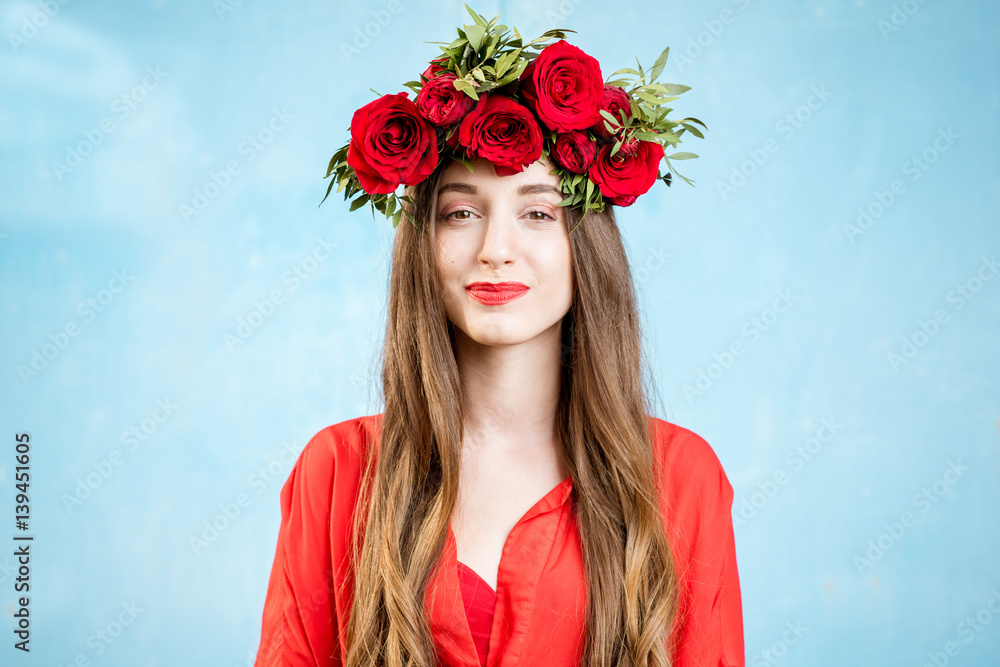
[254,430,341,666]
[657,420,745,667]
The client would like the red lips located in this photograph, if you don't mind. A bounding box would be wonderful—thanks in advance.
[465,281,529,305]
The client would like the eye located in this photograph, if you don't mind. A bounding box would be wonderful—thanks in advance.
[439,208,556,222]
[526,209,556,221]
[441,209,474,221]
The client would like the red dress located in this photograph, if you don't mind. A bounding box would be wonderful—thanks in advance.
[253,413,745,666]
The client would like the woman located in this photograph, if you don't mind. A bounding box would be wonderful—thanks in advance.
[254,12,743,667]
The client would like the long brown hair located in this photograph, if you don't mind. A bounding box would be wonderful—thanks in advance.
[344,159,679,666]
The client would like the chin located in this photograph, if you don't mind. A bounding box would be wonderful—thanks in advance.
[463,324,525,347]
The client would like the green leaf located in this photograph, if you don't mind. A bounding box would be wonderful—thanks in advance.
[465,4,486,27]
[609,67,642,78]
[649,46,669,84]
[633,130,660,142]
[634,90,666,106]
[495,57,528,86]
[475,80,502,94]
[453,78,480,100]
[349,194,371,211]
[668,152,698,160]
[599,109,620,125]
[494,48,521,77]
[402,206,416,227]
[659,83,691,96]
[465,24,486,52]
[679,116,708,129]
[451,154,475,174]
[680,122,704,139]
[484,37,497,60]
[320,176,337,206]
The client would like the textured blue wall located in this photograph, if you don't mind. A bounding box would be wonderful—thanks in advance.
[2,0,998,665]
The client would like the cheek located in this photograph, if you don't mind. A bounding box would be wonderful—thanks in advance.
[434,238,455,275]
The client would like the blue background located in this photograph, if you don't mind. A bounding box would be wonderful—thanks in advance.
[2,0,998,665]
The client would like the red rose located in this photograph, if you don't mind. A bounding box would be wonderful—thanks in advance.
[551,131,597,174]
[588,139,663,206]
[518,39,603,133]
[458,94,543,177]
[346,92,439,195]
[416,72,475,127]
[591,85,632,140]
[421,57,449,81]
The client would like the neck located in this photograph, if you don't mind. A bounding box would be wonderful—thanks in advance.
[452,321,564,458]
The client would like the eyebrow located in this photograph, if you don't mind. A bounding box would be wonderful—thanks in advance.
[437,182,562,198]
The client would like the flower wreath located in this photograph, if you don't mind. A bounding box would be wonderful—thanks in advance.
[321,5,706,229]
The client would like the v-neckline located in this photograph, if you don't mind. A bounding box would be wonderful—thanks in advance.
[446,474,573,589]
[446,475,573,595]
[429,475,574,661]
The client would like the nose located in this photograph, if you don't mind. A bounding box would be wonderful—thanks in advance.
[477,212,516,269]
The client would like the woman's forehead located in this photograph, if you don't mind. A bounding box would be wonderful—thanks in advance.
[437,157,559,192]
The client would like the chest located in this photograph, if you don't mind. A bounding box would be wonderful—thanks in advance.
[449,454,569,592]
[426,478,587,667]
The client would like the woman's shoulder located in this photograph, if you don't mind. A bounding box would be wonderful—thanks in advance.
[647,416,732,481]
[645,415,735,516]
[282,413,383,499]
[296,412,383,467]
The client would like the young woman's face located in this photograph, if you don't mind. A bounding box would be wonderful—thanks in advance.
[432,156,574,349]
